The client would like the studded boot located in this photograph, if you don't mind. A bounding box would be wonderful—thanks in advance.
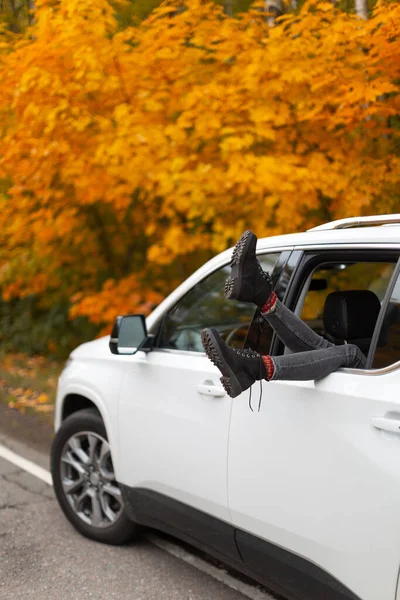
[201,328,268,398]
[224,230,272,307]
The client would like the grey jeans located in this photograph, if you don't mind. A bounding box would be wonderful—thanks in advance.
[264,299,366,381]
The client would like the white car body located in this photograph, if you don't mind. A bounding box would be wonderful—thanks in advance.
[55,218,400,600]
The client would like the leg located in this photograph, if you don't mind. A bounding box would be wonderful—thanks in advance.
[268,344,366,381]
[224,230,333,353]
[262,294,334,353]
[201,328,366,398]
[203,230,367,399]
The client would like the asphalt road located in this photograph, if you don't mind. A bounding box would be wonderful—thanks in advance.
[0,446,271,600]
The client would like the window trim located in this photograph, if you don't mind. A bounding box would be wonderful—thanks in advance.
[340,360,400,376]
[152,347,206,358]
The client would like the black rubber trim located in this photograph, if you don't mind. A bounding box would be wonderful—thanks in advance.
[236,529,361,600]
[120,486,362,600]
[119,485,241,564]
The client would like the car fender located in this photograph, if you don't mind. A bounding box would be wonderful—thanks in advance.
[55,381,121,479]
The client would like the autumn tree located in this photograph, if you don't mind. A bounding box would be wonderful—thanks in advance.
[0,0,399,350]
[0,0,34,31]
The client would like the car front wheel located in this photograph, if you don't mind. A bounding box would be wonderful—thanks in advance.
[51,408,138,545]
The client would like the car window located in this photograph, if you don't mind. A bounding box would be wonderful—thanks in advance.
[298,261,396,341]
[157,253,280,353]
[372,270,400,369]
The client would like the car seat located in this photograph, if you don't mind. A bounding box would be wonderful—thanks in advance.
[323,290,381,352]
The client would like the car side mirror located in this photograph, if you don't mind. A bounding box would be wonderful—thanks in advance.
[109,315,151,355]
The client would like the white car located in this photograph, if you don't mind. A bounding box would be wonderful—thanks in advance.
[52,214,400,600]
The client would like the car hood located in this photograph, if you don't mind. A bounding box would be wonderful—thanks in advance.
[70,335,111,359]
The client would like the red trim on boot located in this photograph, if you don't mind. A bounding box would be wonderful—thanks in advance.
[261,291,277,314]
[262,355,275,381]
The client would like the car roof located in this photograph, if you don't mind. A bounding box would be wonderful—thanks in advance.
[256,224,400,252]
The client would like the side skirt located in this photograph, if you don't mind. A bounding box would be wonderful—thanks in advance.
[120,486,361,600]
[120,485,242,565]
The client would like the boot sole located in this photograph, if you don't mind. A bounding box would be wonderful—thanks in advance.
[201,329,243,398]
[224,230,257,300]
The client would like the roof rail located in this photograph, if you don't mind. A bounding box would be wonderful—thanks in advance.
[308,214,400,232]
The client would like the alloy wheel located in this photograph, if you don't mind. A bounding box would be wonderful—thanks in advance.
[60,431,123,528]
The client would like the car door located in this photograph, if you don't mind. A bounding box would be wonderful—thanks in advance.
[228,249,400,600]
[117,252,281,556]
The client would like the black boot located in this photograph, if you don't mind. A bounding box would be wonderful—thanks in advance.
[224,230,272,307]
[201,328,267,398]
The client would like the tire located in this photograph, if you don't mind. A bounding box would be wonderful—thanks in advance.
[51,408,139,545]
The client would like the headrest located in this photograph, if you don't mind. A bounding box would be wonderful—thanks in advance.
[323,290,380,341]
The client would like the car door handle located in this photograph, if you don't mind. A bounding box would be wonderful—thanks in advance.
[371,417,400,433]
[196,383,226,398]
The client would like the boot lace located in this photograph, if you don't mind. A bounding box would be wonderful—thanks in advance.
[234,347,265,413]
[235,348,259,359]
[245,307,272,413]
[257,262,272,282]
[247,356,265,412]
